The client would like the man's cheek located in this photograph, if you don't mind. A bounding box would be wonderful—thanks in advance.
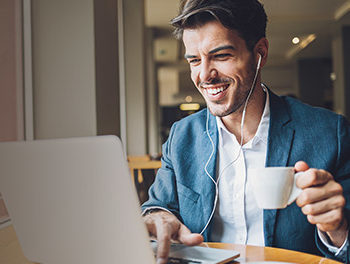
[190,73,198,87]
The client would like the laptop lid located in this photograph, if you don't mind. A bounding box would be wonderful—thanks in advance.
[0,136,155,264]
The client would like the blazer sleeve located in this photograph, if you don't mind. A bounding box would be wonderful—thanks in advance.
[141,122,183,222]
[316,115,350,262]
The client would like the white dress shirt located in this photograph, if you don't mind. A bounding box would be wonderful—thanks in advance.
[211,88,270,246]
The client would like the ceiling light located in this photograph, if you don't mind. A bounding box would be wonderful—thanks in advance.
[286,34,317,59]
[300,34,316,48]
[292,37,300,45]
[330,72,336,81]
[185,96,193,103]
[180,103,200,111]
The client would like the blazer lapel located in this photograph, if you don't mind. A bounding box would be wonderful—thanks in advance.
[200,109,219,240]
[263,91,295,246]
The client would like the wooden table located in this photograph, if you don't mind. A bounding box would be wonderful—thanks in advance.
[206,242,342,264]
[0,224,343,264]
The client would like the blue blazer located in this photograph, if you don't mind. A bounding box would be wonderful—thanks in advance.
[142,91,350,262]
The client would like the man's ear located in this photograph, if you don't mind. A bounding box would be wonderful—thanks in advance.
[254,37,269,68]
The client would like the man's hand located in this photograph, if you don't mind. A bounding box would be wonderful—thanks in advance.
[295,161,348,247]
[143,210,203,264]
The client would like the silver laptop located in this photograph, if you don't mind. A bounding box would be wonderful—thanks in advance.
[0,136,239,264]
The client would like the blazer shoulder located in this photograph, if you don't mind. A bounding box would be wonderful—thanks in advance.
[282,96,345,125]
[172,108,209,132]
[165,108,214,155]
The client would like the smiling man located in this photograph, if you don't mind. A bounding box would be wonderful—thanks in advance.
[142,1,350,263]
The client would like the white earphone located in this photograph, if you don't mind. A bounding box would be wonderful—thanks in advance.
[200,52,262,235]
[257,53,262,70]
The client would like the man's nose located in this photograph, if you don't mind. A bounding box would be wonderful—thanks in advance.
[199,62,217,83]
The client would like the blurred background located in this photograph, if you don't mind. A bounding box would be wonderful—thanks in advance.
[2,0,350,157]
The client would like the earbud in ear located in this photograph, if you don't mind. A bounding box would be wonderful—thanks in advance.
[256,53,262,71]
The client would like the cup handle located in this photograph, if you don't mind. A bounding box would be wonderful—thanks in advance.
[287,172,303,205]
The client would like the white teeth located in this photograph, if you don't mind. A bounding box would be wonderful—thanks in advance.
[207,86,225,95]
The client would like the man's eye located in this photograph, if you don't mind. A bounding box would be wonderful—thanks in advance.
[214,53,230,59]
[189,59,200,64]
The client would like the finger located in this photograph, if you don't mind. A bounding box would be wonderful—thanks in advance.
[143,211,178,236]
[177,224,204,245]
[296,181,343,207]
[144,215,158,238]
[306,208,344,232]
[301,194,346,215]
[296,169,333,189]
[155,220,173,263]
[294,161,309,172]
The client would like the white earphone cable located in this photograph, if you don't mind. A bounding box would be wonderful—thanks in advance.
[199,54,262,235]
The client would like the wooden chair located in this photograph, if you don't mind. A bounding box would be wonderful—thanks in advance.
[0,224,35,264]
[127,156,162,204]
[0,194,34,264]
[128,160,161,185]
[127,155,151,162]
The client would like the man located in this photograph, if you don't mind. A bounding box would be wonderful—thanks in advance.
[142,0,350,263]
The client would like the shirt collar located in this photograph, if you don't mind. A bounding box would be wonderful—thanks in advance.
[216,85,270,148]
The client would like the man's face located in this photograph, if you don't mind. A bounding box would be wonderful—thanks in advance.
[183,20,257,117]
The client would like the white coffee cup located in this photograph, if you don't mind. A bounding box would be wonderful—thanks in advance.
[250,167,302,209]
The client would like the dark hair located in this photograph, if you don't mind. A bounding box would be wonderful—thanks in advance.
[171,0,267,51]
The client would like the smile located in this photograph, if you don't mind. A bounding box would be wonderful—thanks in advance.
[203,84,230,95]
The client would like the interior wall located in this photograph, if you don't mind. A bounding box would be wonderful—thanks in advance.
[145,28,161,154]
[32,0,97,139]
[262,65,298,96]
[340,26,350,118]
[332,31,345,115]
[94,0,120,137]
[297,58,332,108]
[123,0,147,155]
[0,0,23,224]
[0,0,24,142]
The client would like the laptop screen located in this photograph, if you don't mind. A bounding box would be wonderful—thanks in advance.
[0,136,155,263]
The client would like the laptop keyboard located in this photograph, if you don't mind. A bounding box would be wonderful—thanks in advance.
[168,257,201,263]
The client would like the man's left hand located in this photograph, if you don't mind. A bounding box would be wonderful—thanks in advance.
[295,161,348,247]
